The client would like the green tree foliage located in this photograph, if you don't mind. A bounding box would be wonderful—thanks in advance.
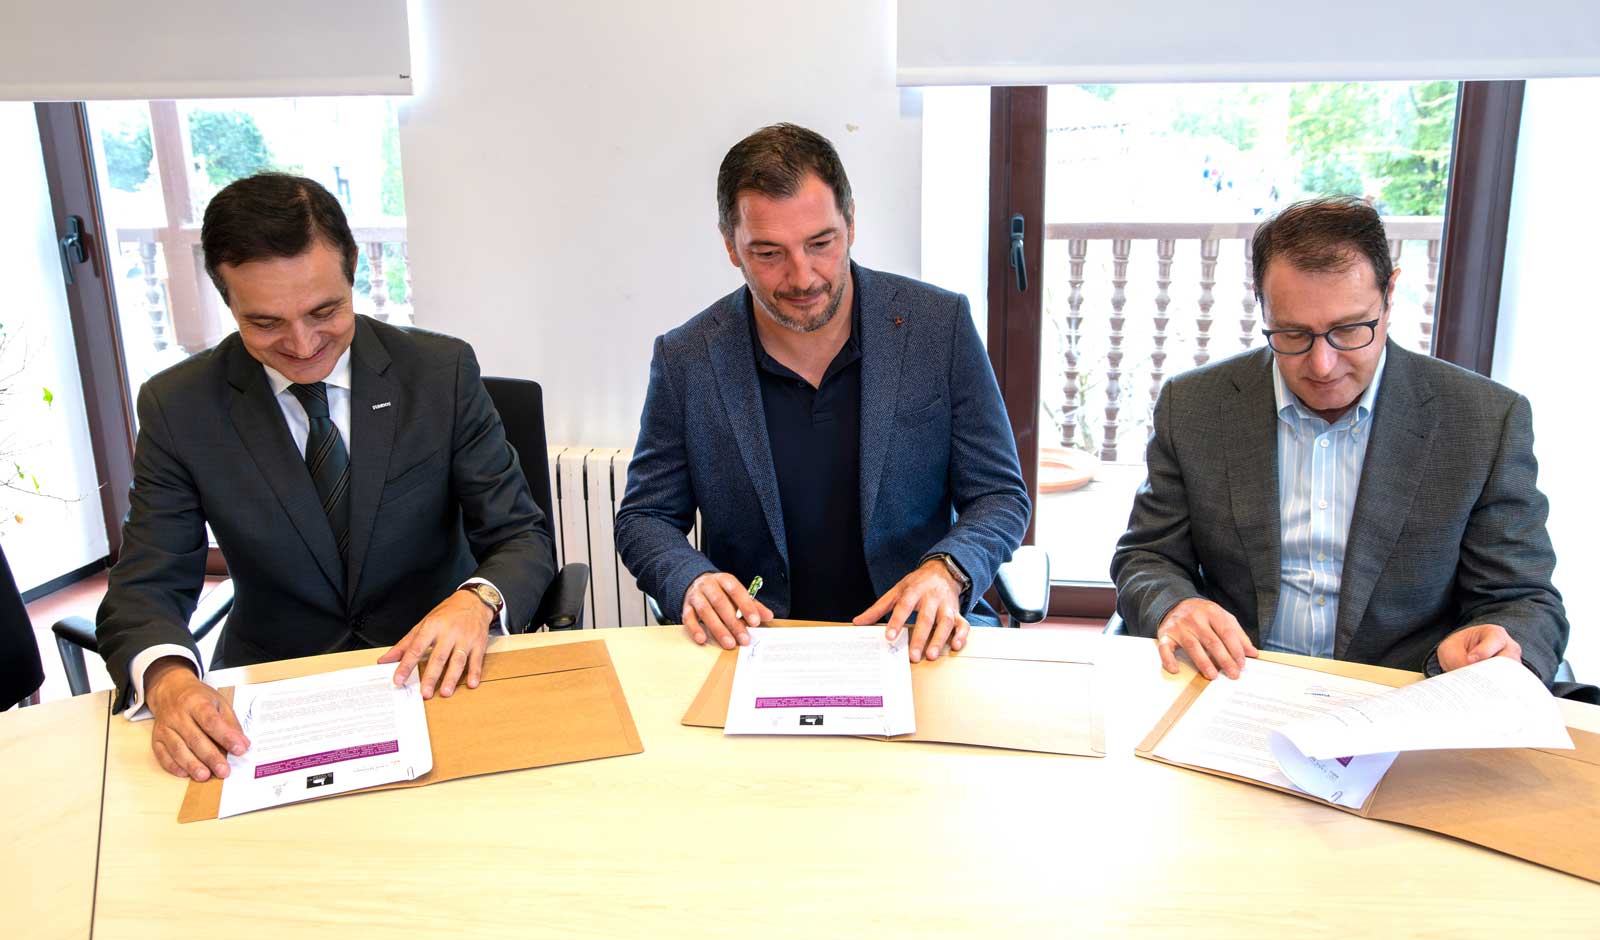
[1287,82,1456,215]
[103,122,153,192]
[380,102,406,217]
[188,110,276,186]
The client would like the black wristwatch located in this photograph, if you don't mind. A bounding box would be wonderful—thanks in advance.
[924,553,972,602]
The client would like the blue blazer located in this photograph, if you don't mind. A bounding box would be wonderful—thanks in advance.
[615,264,1030,623]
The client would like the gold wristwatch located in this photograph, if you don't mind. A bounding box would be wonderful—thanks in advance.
[463,582,504,618]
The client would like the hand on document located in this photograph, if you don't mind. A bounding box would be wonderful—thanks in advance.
[145,657,251,782]
[682,571,776,649]
[378,589,495,699]
[1154,598,1259,680]
[852,558,970,663]
[1435,623,1522,673]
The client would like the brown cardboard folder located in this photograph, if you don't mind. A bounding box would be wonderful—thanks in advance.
[179,640,643,822]
[681,622,1104,756]
[1136,664,1600,883]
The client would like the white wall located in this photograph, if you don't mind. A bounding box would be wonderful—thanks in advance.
[0,103,110,592]
[1493,77,1597,677]
[398,0,924,448]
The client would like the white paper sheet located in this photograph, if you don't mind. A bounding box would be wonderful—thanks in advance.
[1155,656,1574,810]
[217,663,433,818]
[724,626,915,737]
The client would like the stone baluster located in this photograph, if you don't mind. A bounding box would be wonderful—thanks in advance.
[367,242,388,322]
[1240,240,1258,349]
[1195,239,1218,367]
[1420,238,1440,354]
[139,239,169,352]
[1102,238,1131,462]
[1061,238,1088,448]
[1150,238,1175,418]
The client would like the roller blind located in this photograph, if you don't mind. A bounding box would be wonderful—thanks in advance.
[1,0,411,101]
[897,0,1600,85]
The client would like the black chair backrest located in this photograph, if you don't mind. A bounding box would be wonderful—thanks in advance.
[481,376,556,545]
[0,543,45,707]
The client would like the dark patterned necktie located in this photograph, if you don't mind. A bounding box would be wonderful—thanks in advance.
[289,382,351,561]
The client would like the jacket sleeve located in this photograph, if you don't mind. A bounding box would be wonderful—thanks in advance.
[1450,393,1568,681]
[1109,379,1206,635]
[452,343,557,629]
[919,296,1031,610]
[96,384,211,709]
[614,335,717,620]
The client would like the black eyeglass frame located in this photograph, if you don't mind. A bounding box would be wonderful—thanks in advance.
[1260,318,1382,355]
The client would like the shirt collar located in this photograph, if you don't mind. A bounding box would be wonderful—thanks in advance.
[263,343,354,398]
[1272,345,1387,428]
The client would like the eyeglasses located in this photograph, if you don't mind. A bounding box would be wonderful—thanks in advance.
[1261,319,1380,355]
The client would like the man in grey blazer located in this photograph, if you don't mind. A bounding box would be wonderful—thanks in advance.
[616,124,1029,663]
[1113,197,1566,683]
[97,174,555,782]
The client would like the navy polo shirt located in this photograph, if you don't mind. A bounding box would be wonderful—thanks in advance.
[749,295,877,622]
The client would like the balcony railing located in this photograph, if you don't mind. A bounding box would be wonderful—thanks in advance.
[1044,217,1443,463]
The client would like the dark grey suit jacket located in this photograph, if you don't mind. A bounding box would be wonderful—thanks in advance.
[615,264,1030,623]
[1111,341,1568,681]
[97,316,555,709]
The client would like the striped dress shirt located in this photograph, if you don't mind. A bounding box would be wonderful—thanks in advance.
[1264,350,1386,657]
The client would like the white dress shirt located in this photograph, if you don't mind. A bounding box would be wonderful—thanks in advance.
[1263,349,1386,657]
[125,347,505,719]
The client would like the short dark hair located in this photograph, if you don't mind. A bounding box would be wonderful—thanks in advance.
[717,123,853,236]
[201,173,358,303]
[1251,196,1394,312]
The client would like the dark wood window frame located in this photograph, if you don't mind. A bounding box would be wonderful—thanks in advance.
[985,82,1525,620]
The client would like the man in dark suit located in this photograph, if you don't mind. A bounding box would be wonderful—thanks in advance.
[1112,197,1567,682]
[615,124,1029,663]
[97,174,555,782]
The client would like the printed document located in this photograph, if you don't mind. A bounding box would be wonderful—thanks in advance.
[724,626,915,737]
[1154,656,1572,809]
[217,663,433,818]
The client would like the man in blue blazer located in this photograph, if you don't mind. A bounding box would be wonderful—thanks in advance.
[616,124,1029,663]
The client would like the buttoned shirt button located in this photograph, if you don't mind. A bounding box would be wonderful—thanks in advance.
[1319,438,1330,448]
[1318,499,1329,510]
[1315,596,1326,607]
[1317,552,1326,562]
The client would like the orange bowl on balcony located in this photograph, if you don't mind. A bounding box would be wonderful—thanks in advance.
[1039,446,1100,493]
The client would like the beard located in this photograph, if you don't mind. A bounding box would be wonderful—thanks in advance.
[749,261,850,335]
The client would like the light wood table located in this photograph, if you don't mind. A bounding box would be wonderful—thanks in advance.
[2,690,110,940]
[88,628,1599,938]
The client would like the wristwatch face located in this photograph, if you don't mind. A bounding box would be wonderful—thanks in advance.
[471,584,503,611]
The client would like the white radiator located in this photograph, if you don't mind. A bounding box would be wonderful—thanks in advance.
[545,447,700,629]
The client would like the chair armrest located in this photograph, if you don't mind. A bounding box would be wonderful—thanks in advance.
[531,563,588,632]
[994,545,1050,625]
[51,615,98,697]
[189,579,234,643]
[1103,611,1126,635]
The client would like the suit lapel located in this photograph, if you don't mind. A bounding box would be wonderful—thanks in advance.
[224,340,345,597]
[1222,350,1282,637]
[1335,344,1436,657]
[857,267,908,529]
[706,290,789,569]
[344,318,399,605]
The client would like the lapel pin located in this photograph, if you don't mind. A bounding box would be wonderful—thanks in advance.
[372,402,392,411]
[893,316,904,327]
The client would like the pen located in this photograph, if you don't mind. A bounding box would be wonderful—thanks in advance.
[747,576,763,599]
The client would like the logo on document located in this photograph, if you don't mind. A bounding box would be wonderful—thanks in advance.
[799,715,824,726]
[306,772,335,788]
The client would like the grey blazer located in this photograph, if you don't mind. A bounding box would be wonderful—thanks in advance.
[614,263,1030,623]
[97,316,556,709]
[1111,341,1568,681]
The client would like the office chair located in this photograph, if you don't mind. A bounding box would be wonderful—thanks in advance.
[482,376,589,631]
[644,545,1051,628]
[1,544,46,708]
[52,578,233,698]
[1104,609,1598,702]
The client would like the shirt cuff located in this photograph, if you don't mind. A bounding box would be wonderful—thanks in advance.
[124,645,202,721]
[459,577,509,634]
